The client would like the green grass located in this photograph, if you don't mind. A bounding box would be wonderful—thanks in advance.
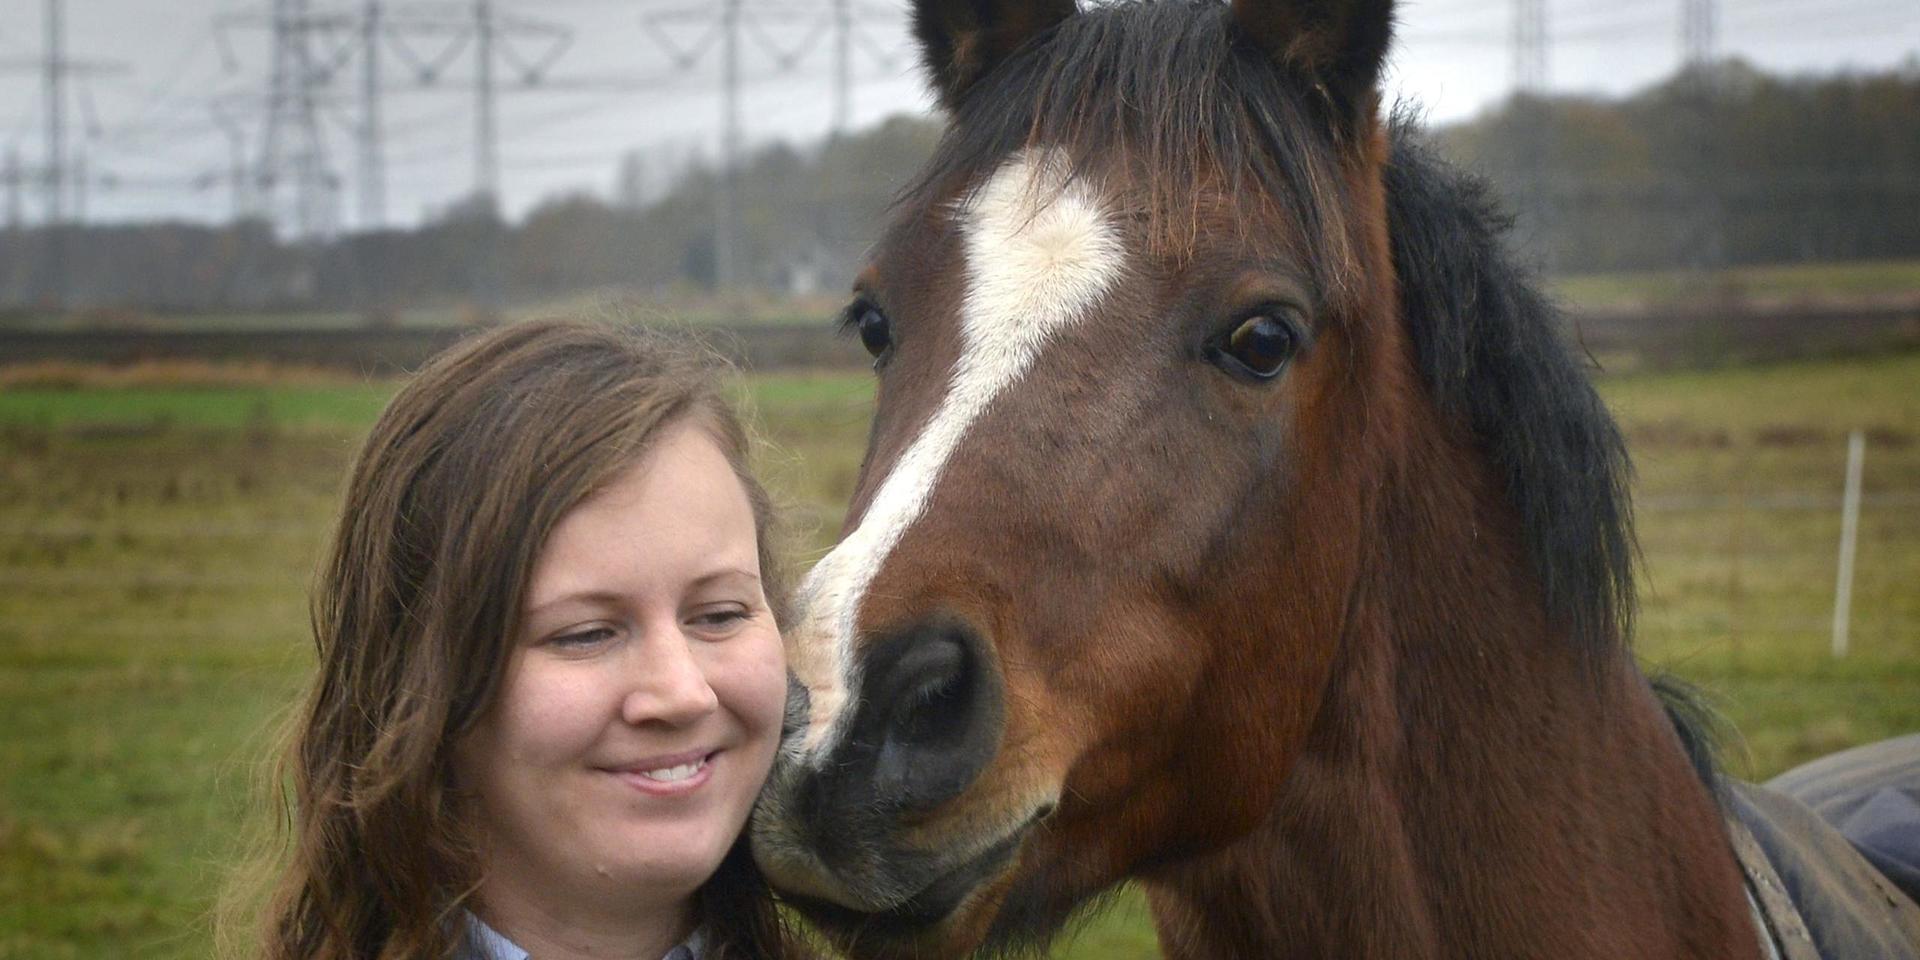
[0,385,397,432]
[2,352,1917,959]
[4,290,845,335]
[0,374,877,435]
[1602,351,1920,780]
[1551,258,1920,310]
[13,256,1916,336]
[1603,351,1920,435]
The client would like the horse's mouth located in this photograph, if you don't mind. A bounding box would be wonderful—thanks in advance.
[783,824,1029,939]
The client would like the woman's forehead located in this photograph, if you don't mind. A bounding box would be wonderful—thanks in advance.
[525,426,759,604]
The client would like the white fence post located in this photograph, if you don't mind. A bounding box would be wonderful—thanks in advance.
[1830,429,1865,658]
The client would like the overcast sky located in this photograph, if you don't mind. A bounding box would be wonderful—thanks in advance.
[1,0,1914,230]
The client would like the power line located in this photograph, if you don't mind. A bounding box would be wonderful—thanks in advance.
[642,0,899,291]
[257,0,338,239]
[1403,0,1511,16]
[217,0,575,237]
[0,0,130,224]
[361,1,385,228]
[1555,18,1672,41]
[4,146,21,230]
[1726,3,1918,31]
[1722,0,1911,15]
[1514,0,1549,93]
[7,1,919,230]
[101,31,219,144]
[0,0,128,306]
[1553,0,1667,21]
[1682,0,1716,70]
[1554,7,1670,30]
[475,0,498,206]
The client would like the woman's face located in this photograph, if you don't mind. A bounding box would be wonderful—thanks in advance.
[456,420,787,913]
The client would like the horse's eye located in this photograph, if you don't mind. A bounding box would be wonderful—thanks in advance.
[856,306,893,359]
[1217,313,1299,380]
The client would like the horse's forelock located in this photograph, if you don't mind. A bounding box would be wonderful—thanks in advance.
[894,0,1374,308]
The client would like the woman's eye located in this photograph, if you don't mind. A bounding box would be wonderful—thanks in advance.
[1215,312,1301,380]
[548,626,616,648]
[690,607,751,630]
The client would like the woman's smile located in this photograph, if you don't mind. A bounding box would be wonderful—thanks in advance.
[602,748,722,796]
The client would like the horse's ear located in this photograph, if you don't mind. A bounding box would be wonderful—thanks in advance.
[1230,0,1394,122]
[911,0,1077,111]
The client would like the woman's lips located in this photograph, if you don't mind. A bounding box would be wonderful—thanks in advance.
[603,749,719,796]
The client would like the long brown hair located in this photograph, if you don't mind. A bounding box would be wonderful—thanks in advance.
[241,318,803,960]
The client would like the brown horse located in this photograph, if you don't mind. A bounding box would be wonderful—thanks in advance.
[747,1,1920,958]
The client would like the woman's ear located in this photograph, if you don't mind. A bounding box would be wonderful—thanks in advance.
[911,0,1078,112]
[1229,0,1395,129]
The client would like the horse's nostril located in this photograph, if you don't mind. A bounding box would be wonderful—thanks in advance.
[886,636,971,748]
[853,618,1005,812]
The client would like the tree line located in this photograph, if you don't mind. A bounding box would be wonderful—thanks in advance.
[1440,58,1920,272]
[2,59,1914,317]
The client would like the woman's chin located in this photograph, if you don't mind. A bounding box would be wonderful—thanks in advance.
[579,834,738,898]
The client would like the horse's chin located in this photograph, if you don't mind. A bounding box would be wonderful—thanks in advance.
[759,821,1040,957]
[782,851,1025,960]
[753,772,1071,945]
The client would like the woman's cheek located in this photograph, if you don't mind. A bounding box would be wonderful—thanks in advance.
[735,628,790,740]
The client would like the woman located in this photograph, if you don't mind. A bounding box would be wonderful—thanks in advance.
[240,319,806,960]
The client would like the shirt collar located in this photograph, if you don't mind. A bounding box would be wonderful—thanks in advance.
[461,911,704,960]
[461,912,529,960]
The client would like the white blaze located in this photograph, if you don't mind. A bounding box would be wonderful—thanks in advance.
[787,149,1126,760]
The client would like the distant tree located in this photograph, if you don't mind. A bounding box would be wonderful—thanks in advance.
[1443,58,1920,273]
[9,62,1912,317]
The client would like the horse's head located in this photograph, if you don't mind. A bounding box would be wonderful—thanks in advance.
[751,0,1424,953]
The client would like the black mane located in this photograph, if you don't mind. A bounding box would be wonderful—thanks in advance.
[1389,128,1736,789]
[1384,119,1637,659]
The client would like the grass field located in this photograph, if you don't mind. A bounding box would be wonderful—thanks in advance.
[7,258,1918,334]
[1,289,851,335]
[1549,258,1920,311]
[2,352,1917,959]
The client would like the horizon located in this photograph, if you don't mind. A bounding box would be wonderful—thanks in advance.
[1,0,1914,232]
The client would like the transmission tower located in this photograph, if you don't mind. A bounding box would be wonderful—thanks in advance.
[1679,0,1723,268]
[210,103,255,223]
[255,0,339,240]
[1511,0,1547,96]
[45,0,70,226]
[221,0,570,235]
[361,0,385,228]
[1509,0,1552,268]
[1682,0,1717,73]
[832,0,851,135]
[719,0,740,291]
[0,0,127,304]
[645,0,898,291]
[4,148,21,231]
[71,148,86,222]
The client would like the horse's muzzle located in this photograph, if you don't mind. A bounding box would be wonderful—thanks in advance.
[750,614,1009,918]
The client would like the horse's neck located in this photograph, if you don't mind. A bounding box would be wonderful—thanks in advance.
[1144,452,1761,960]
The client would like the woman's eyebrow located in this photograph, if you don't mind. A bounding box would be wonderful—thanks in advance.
[523,569,763,616]
[521,590,625,619]
[690,568,763,590]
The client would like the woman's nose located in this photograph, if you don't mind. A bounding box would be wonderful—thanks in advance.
[620,629,720,727]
